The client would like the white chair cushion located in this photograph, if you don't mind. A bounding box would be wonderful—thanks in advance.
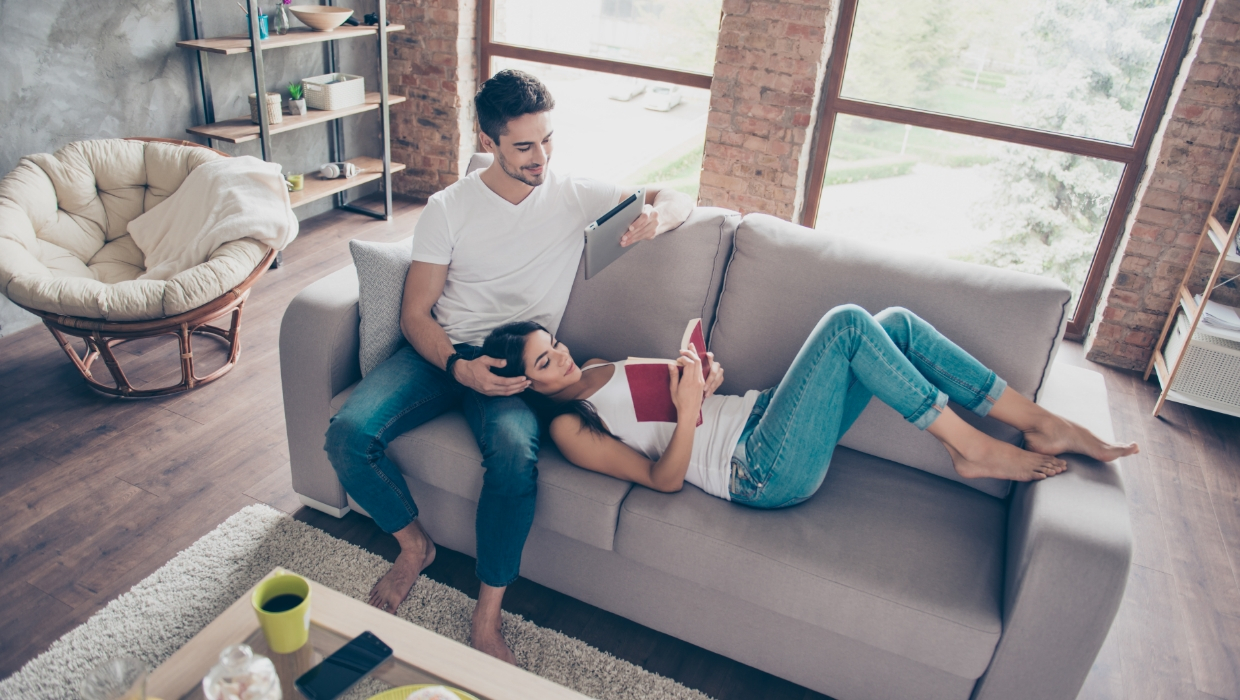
[0,139,269,321]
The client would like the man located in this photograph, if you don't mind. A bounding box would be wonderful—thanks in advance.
[324,69,694,661]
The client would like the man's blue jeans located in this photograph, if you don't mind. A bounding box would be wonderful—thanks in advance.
[730,305,1007,509]
[324,344,538,587]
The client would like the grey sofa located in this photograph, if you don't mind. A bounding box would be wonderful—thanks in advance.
[280,207,1132,700]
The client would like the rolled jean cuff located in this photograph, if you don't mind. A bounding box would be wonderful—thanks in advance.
[909,389,950,431]
[973,374,1007,418]
[476,567,520,589]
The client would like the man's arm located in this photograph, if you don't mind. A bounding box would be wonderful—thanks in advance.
[400,261,529,396]
[619,186,694,247]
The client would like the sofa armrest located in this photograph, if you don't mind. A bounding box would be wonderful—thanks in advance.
[972,364,1132,700]
[280,266,362,513]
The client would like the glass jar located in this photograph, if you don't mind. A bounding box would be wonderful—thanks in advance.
[271,3,290,35]
[202,644,281,700]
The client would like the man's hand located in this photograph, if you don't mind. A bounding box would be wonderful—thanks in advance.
[703,352,724,398]
[453,356,531,396]
[620,204,659,247]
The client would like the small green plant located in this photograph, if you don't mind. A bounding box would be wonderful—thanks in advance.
[288,83,303,100]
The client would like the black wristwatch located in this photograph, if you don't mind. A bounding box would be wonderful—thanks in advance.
[445,352,465,381]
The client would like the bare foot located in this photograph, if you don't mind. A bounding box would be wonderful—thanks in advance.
[368,521,436,614]
[945,439,1068,482]
[1022,415,1139,462]
[470,614,517,664]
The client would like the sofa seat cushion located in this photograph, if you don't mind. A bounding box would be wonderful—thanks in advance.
[330,387,635,551]
[614,446,1006,679]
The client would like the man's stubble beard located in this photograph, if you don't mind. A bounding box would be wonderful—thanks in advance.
[496,148,547,187]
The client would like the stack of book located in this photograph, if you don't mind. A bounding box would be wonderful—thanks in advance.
[1194,295,1240,341]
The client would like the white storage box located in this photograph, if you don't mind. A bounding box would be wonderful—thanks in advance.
[1160,309,1240,416]
[302,73,365,111]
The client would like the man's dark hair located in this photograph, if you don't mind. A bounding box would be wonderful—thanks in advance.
[474,70,555,145]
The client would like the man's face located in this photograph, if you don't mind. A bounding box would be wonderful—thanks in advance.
[487,111,554,187]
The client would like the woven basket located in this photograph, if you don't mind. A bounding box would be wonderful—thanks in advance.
[248,92,283,124]
[302,73,365,111]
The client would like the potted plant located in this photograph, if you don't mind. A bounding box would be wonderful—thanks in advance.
[288,82,307,116]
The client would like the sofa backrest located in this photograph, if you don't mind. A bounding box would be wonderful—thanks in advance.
[709,214,1072,498]
[558,207,740,363]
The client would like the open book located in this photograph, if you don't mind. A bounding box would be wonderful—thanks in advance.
[622,319,710,424]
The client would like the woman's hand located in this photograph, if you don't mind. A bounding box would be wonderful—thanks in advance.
[668,349,706,425]
[703,351,724,398]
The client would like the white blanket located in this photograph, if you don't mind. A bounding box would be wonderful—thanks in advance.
[128,156,299,280]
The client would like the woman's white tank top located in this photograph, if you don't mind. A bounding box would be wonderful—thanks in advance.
[580,362,760,500]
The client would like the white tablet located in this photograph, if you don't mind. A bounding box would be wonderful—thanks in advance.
[584,188,645,280]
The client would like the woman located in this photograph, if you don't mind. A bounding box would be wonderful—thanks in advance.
[480,305,1137,506]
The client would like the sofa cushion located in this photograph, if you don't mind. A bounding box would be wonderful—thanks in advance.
[709,214,1071,498]
[329,387,634,551]
[349,237,413,376]
[614,446,1006,679]
[558,206,739,363]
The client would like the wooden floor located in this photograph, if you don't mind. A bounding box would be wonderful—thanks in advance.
[1,195,1238,700]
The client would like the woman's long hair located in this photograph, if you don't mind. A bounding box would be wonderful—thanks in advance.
[481,321,615,438]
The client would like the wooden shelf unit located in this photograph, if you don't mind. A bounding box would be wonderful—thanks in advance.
[180,0,400,222]
[289,157,406,208]
[1143,137,1240,417]
[187,93,407,144]
[177,24,405,55]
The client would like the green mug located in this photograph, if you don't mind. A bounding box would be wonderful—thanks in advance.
[252,570,311,653]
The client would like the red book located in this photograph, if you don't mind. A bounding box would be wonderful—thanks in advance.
[624,319,709,424]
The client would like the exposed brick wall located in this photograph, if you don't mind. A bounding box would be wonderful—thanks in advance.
[1085,0,1240,370]
[698,0,835,220]
[388,0,477,199]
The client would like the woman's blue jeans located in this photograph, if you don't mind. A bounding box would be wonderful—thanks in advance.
[324,344,539,587]
[729,305,1007,509]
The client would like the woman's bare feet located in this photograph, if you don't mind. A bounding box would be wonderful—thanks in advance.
[471,583,517,664]
[368,520,436,614]
[944,440,1067,481]
[1021,414,1139,462]
[928,406,1067,481]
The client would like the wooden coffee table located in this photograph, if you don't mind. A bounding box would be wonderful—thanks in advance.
[146,569,591,700]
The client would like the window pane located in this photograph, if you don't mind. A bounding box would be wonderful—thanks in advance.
[492,0,723,74]
[816,115,1124,312]
[491,57,708,196]
[840,0,1179,144]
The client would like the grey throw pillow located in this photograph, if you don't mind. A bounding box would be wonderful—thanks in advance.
[350,237,413,377]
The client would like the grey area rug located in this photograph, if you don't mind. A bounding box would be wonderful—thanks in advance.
[0,504,713,700]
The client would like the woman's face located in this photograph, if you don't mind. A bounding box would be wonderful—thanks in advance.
[521,330,581,394]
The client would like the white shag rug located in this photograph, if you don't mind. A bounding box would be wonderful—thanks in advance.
[0,504,713,700]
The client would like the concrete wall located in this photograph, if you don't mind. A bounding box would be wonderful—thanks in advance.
[0,0,388,336]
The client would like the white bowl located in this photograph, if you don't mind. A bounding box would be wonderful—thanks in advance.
[288,6,353,31]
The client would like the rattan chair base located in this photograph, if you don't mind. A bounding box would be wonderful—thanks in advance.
[21,247,276,398]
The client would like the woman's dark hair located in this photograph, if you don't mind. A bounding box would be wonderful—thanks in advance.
[481,321,614,438]
[474,70,555,145]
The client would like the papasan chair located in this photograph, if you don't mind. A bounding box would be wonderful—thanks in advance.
[0,137,277,397]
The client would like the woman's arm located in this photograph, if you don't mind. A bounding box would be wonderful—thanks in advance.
[550,414,694,492]
[551,352,707,492]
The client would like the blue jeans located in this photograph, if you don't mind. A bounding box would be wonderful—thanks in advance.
[324,344,539,587]
[729,305,1007,509]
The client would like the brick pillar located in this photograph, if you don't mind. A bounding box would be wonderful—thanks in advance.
[698,0,836,220]
[1085,0,1240,370]
[388,0,478,199]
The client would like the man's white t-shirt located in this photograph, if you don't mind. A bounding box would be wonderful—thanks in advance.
[411,167,621,347]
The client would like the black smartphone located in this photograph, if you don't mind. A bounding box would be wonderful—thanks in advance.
[294,631,393,700]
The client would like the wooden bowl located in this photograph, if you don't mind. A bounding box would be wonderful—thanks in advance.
[288,5,353,31]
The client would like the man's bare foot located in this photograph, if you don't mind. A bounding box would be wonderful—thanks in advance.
[1022,414,1139,462]
[471,583,517,664]
[368,520,436,614]
[470,615,517,664]
[945,440,1067,481]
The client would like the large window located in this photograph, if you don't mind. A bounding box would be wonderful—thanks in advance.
[805,0,1199,337]
[479,1,722,196]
